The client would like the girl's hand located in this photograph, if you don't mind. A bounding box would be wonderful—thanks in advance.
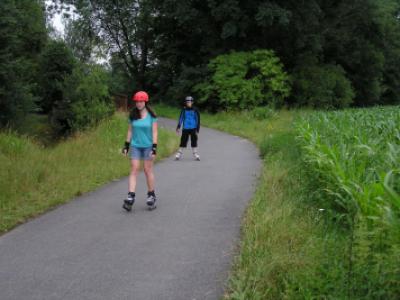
[151,143,157,159]
[122,141,130,156]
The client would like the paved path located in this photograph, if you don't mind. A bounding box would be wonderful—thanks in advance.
[0,118,261,300]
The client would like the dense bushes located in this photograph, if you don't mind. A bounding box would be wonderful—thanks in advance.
[51,64,114,135]
[194,50,291,110]
[292,64,355,109]
[0,0,47,126]
[38,40,75,114]
[0,1,114,138]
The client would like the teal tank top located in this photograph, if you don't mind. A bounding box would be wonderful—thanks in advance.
[130,113,157,148]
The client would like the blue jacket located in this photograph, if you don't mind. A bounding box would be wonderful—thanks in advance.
[176,107,201,132]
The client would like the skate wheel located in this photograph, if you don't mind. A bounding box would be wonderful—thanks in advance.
[123,203,133,212]
[148,205,157,211]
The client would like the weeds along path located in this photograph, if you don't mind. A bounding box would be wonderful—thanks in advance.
[0,118,261,300]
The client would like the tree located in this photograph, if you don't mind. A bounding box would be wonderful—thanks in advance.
[51,63,114,134]
[53,0,157,90]
[0,0,47,126]
[38,40,75,113]
[51,0,400,108]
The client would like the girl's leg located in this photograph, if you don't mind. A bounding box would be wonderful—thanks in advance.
[124,159,140,211]
[144,158,156,208]
[129,159,141,192]
[143,159,155,192]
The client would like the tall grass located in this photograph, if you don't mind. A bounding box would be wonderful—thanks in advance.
[295,106,400,298]
[0,113,179,234]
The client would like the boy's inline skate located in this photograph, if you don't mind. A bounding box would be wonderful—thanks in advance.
[174,150,182,161]
[193,152,200,161]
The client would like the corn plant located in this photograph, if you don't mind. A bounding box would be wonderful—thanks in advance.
[295,106,400,298]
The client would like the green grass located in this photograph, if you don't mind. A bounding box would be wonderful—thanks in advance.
[12,113,55,145]
[295,106,400,298]
[156,104,400,299]
[0,112,179,234]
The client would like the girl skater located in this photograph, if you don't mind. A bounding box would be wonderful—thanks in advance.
[175,96,201,161]
[122,91,158,211]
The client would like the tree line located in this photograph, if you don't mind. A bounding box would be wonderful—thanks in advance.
[2,0,400,132]
[56,0,400,108]
[0,0,114,135]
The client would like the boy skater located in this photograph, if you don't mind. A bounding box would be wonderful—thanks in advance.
[175,96,201,161]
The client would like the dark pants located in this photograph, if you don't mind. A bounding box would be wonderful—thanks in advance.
[180,129,198,148]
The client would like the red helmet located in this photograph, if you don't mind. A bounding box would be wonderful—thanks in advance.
[132,91,149,102]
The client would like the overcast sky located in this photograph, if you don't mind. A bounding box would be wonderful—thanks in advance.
[45,0,69,36]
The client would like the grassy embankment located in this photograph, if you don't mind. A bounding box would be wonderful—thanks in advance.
[156,104,400,299]
[0,112,179,234]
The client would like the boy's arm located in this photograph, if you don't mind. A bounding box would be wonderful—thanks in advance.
[196,109,200,133]
[177,109,184,130]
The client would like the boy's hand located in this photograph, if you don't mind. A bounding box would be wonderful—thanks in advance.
[176,128,180,135]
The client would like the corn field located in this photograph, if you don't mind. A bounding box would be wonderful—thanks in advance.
[295,106,400,298]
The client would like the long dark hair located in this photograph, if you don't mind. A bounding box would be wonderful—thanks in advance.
[129,103,157,121]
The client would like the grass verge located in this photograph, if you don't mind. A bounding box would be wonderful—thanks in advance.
[0,112,179,234]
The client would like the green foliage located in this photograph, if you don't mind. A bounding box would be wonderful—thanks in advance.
[195,50,291,110]
[57,0,400,108]
[51,64,115,135]
[162,65,209,106]
[296,107,400,219]
[250,106,276,121]
[293,64,355,109]
[0,0,47,126]
[295,107,400,298]
[38,40,76,113]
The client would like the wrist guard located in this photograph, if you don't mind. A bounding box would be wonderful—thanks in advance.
[122,141,130,154]
[152,143,157,155]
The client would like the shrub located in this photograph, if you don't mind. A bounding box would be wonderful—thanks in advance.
[51,64,114,135]
[194,49,291,110]
[163,65,209,107]
[292,64,355,109]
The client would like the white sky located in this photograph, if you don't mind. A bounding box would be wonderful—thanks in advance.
[52,13,65,34]
[45,1,109,64]
[45,0,71,36]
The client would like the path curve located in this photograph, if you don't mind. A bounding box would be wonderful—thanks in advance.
[0,118,261,300]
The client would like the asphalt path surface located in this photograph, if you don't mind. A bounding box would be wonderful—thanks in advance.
[0,118,261,300]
